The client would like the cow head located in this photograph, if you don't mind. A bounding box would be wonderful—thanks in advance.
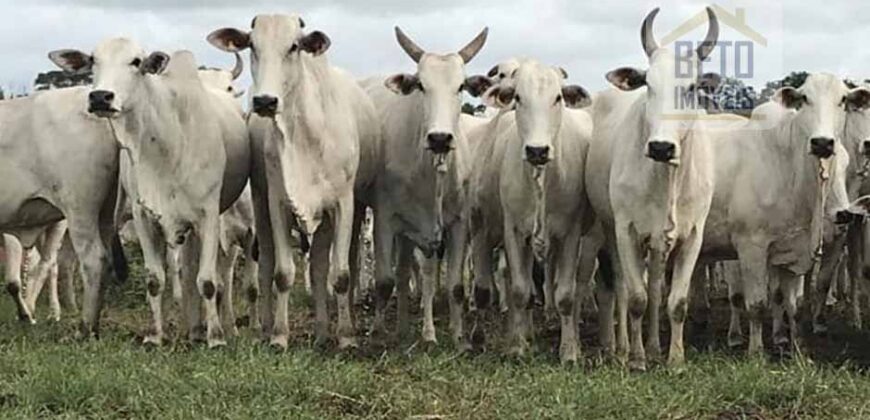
[483,61,590,167]
[384,27,492,155]
[774,74,870,160]
[605,8,720,165]
[49,38,169,118]
[486,58,568,87]
[208,14,329,118]
[844,86,870,161]
[198,52,245,98]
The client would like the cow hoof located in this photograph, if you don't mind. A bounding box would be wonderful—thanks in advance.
[189,326,207,343]
[18,312,35,324]
[338,336,358,351]
[507,342,529,358]
[645,343,663,361]
[628,358,647,372]
[143,335,163,347]
[422,328,437,345]
[727,333,745,348]
[559,342,580,364]
[812,323,828,335]
[208,338,227,349]
[667,354,686,369]
[499,304,509,314]
[270,335,289,351]
[455,339,473,353]
[773,333,789,347]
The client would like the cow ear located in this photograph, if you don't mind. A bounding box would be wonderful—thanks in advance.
[385,73,420,95]
[774,87,807,110]
[207,28,251,52]
[299,31,331,56]
[848,195,870,217]
[140,52,170,75]
[606,67,646,91]
[557,67,569,80]
[562,85,592,109]
[463,75,493,98]
[48,49,93,74]
[483,86,515,109]
[844,87,870,112]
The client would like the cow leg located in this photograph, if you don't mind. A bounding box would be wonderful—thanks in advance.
[666,227,704,367]
[393,239,415,341]
[504,223,533,357]
[727,263,745,348]
[575,238,600,333]
[372,207,396,337]
[167,247,183,311]
[66,216,114,338]
[25,222,67,317]
[736,238,770,358]
[309,222,331,346]
[614,223,647,371]
[645,249,666,361]
[3,235,34,323]
[349,202,364,324]
[848,222,866,329]
[181,241,205,343]
[443,221,470,350]
[250,152,275,340]
[332,194,357,350]
[555,227,583,363]
[595,248,617,356]
[268,197,300,350]
[47,254,61,322]
[217,245,240,338]
[57,235,78,313]
[472,235,496,314]
[812,232,847,334]
[130,208,169,346]
[242,229,260,332]
[195,214,226,348]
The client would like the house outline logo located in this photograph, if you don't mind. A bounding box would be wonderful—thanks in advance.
[660,4,767,48]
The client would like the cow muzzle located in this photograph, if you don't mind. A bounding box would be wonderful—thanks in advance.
[88,90,119,117]
[426,132,454,154]
[525,145,551,166]
[252,95,279,118]
[647,140,677,163]
[810,137,835,159]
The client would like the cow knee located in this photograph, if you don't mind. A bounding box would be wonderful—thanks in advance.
[6,282,19,296]
[334,271,350,295]
[747,299,767,321]
[146,276,162,297]
[201,280,217,300]
[629,293,647,319]
[246,286,259,303]
[556,292,574,317]
[670,298,688,324]
[274,273,292,293]
[772,288,784,306]
[510,284,530,310]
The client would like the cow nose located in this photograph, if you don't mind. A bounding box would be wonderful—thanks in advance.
[88,90,115,113]
[426,132,454,154]
[252,95,279,117]
[647,141,676,162]
[810,137,835,158]
[524,145,551,166]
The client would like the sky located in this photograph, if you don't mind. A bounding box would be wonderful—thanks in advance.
[1,0,869,95]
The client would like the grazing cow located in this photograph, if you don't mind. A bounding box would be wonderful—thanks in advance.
[208,14,380,349]
[50,40,251,347]
[586,8,719,369]
[471,60,593,361]
[0,84,125,335]
[697,74,870,355]
[360,26,490,348]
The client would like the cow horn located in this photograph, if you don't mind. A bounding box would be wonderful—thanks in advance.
[230,52,243,80]
[395,27,424,63]
[696,7,719,61]
[641,8,660,58]
[458,27,489,64]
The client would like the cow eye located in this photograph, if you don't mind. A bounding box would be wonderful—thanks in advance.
[130,58,142,67]
[226,87,232,92]
[555,94,563,105]
[417,81,425,93]
[458,83,465,94]
[288,44,298,55]
[515,95,522,105]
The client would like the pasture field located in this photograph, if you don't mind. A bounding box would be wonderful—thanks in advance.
[3,250,870,419]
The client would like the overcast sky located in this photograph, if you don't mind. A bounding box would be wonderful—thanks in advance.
[1,0,868,94]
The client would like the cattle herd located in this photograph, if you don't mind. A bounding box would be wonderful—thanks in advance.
[4,8,870,371]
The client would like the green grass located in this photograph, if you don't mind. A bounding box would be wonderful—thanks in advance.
[3,254,870,419]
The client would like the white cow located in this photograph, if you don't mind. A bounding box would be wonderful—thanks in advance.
[471,60,593,361]
[0,84,125,335]
[586,8,719,369]
[697,74,870,355]
[208,14,380,349]
[50,40,251,348]
[360,26,490,348]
